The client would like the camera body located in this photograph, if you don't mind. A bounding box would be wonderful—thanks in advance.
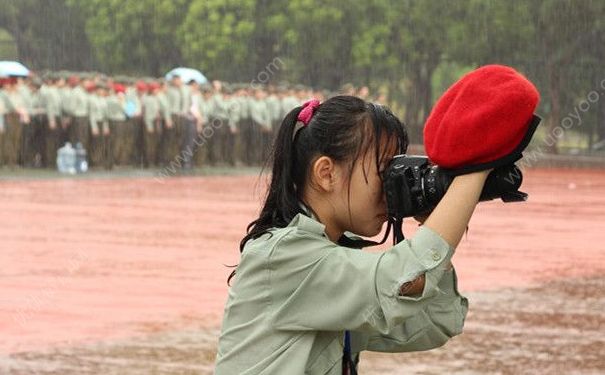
[383,155,528,220]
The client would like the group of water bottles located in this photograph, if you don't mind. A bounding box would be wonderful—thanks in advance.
[56,142,88,174]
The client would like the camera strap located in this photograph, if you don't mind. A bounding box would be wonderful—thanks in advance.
[337,222,392,249]
[391,217,405,245]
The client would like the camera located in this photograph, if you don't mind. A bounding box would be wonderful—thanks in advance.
[383,155,528,220]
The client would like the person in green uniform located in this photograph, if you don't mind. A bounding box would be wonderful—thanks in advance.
[66,76,91,154]
[265,85,282,144]
[193,84,214,167]
[165,75,184,165]
[56,74,71,147]
[156,79,173,167]
[88,83,111,168]
[40,74,63,168]
[17,77,36,166]
[216,96,484,374]
[23,77,46,167]
[249,87,272,165]
[221,85,239,166]
[125,81,145,167]
[142,82,161,168]
[106,82,128,168]
[208,85,230,166]
[0,77,30,167]
[236,86,254,166]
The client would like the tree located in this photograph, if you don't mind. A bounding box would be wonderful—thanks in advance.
[67,0,190,76]
[178,0,256,81]
[0,0,94,71]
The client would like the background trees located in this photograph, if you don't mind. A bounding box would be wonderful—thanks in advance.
[1,0,603,151]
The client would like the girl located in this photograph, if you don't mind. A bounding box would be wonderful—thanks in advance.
[215,96,491,374]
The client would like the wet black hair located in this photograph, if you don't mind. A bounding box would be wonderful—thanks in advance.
[229,95,408,283]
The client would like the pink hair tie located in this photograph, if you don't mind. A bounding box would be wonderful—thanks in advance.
[297,99,321,125]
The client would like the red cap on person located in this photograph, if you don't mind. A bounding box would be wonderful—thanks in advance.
[423,64,540,174]
[147,82,160,93]
[135,81,147,92]
[84,81,96,92]
[112,83,126,94]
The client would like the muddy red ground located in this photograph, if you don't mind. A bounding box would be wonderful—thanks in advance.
[1,168,604,373]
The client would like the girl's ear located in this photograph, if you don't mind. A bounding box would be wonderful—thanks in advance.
[311,156,337,192]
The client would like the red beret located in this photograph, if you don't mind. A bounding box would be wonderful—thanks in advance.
[84,82,96,92]
[424,65,540,174]
[135,81,147,92]
[112,83,126,94]
[147,82,160,93]
[1,76,18,86]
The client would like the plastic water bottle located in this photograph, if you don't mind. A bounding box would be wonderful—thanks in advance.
[75,142,88,173]
[56,143,68,173]
[64,143,77,175]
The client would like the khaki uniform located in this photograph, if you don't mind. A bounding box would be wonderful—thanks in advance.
[24,87,46,167]
[66,86,91,153]
[40,84,63,168]
[88,94,111,168]
[106,93,127,167]
[249,97,272,164]
[208,94,230,165]
[125,88,143,166]
[265,93,282,142]
[142,93,161,167]
[157,91,173,167]
[1,89,27,167]
[165,85,183,164]
[215,213,467,374]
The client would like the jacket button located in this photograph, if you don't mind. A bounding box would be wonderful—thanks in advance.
[431,250,441,261]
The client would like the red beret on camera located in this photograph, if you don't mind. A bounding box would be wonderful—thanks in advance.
[423,65,540,174]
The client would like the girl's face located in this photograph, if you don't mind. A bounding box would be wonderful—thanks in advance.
[332,138,397,238]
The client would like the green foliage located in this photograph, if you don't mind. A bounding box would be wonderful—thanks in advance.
[178,0,256,80]
[67,0,191,75]
[0,28,18,60]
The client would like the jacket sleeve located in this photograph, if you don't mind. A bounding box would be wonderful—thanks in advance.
[350,267,468,353]
[270,226,461,336]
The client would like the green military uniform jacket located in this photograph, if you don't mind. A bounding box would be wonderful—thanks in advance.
[68,86,89,117]
[249,98,271,131]
[166,86,182,116]
[142,93,159,132]
[224,96,239,132]
[40,85,61,121]
[105,94,127,122]
[88,94,108,133]
[265,94,282,124]
[198,96,214,125]
[215,213,468,374]
[157,92,172,124]
[18,84,33,114]
[211,94,230,122]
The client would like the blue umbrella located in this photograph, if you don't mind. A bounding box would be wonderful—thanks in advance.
[165,67,208,84]
[0,61,30,77]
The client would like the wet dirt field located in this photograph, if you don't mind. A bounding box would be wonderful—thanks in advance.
[1,168,604,373]
[4,275,604,374]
